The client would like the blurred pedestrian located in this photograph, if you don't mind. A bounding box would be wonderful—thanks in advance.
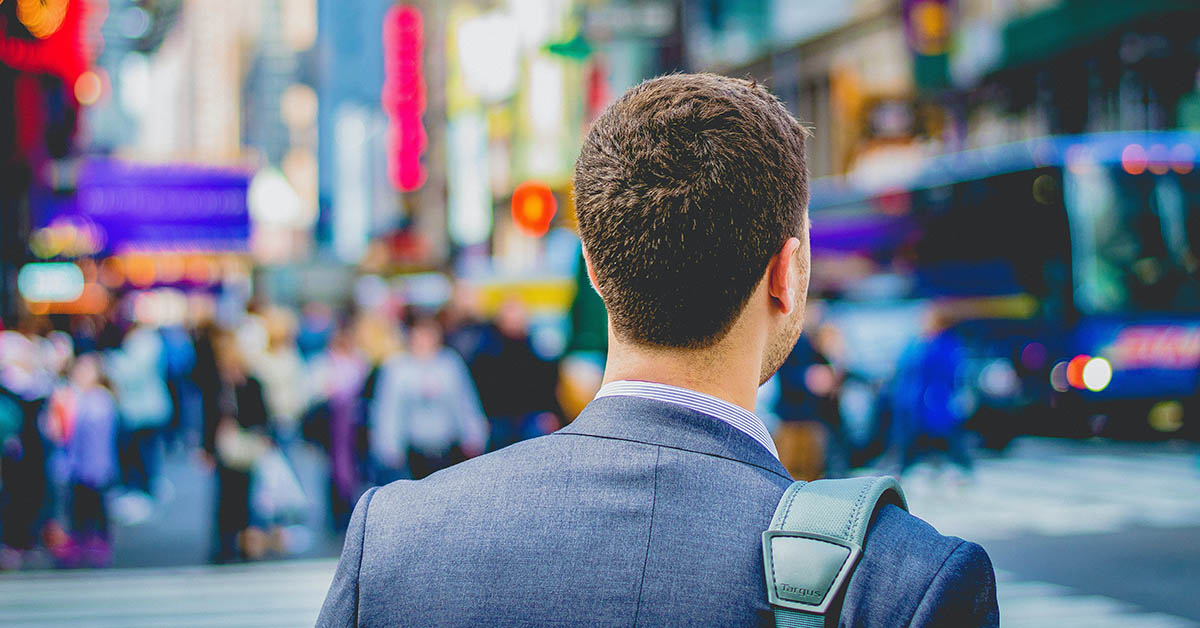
[887,308,976,479]
[369,314,487,481]
[297,302,336,360]
[106,324,172,502]
[60,354,118,568]
[309,323,369,530]
[0,331,51,569]
[159,321,197,450]
[203,330,271,563]
[41,349,78,563]
[469,299,562,451]
[351,310,402,481]
[253,307,311,443]
[440,283,489,365]
[192,321,222,455]
[774,331,845,480]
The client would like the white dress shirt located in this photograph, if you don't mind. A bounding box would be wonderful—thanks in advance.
[594,380,779,459]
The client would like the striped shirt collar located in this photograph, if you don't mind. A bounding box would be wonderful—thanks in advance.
[594,380,779,460]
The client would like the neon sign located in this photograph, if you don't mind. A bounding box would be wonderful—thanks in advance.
[382,5,427,191]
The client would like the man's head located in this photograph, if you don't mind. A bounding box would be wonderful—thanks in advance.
[574,73,811,383]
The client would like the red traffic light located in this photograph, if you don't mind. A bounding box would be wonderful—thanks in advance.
[511,180,556,237]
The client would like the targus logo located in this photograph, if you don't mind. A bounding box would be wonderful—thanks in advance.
[779,584,823,598]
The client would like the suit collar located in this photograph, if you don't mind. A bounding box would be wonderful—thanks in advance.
[557,395,792,481]
[594,380,779,459]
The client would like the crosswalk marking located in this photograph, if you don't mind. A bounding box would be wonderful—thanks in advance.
[0,559,337,628]
[898,441,1200,541]
[995,571,1199,628]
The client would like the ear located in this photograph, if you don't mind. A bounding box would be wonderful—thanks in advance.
[767,237,805,315]
[581,245,602,295]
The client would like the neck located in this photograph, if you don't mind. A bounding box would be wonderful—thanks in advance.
[601,326,764,413]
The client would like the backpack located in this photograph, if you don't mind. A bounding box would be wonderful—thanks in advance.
[763,476,907,628]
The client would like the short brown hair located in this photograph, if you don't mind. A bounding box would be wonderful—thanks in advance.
[574,73,810,349]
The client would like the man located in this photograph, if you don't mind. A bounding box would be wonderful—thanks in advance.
[318,73,998,627]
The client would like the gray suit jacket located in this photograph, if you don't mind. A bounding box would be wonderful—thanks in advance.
[318,395,999,627]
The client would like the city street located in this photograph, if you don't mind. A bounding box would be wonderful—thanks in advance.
[905,438,1200,628]
[0,437,1196,627]
[4,1,1199,625]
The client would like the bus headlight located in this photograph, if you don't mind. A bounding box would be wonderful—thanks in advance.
[1081,357,1113,392]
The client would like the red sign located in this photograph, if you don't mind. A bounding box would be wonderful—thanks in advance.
[511,181,556,237]
[382,5,427,192]
[0,0,90,85]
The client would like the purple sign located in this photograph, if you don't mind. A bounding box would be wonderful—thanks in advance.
[810,213,913,254]
[33,159,252,253]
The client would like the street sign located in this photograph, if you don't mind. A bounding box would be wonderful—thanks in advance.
[18,263,85,303]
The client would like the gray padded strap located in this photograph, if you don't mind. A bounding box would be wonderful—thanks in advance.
[763,477,907,628]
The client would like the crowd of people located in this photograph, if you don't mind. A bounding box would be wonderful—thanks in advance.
[0,277,983,571]
[0,284,564,568]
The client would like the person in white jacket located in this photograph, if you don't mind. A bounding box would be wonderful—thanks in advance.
[369,314,488,481]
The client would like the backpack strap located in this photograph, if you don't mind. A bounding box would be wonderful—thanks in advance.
[762,476,908,628]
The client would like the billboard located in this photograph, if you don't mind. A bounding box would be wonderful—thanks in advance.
[32,158,252,254]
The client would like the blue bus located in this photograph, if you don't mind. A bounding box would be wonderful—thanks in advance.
[809,132,1200,450]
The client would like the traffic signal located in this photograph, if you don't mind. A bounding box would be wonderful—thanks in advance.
[511,180,556,237]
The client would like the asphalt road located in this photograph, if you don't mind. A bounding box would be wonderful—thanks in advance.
[986,525,1200,621]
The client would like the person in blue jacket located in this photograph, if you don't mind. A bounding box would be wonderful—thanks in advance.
[888,308,976,477]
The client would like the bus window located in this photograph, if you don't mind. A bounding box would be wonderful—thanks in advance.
[911,168,1071,310]
[1065,164,1200,314]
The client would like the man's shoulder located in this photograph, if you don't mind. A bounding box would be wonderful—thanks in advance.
[845,504,999,627]
[866,503,965,567]
[362,432,644,523]
[372,436,562,497]
[367,428,780,513]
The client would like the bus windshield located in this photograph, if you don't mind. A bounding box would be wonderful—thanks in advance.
[1064,164,1200,315]
[810,167,1073,313]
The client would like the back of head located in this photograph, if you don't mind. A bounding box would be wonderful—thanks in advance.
[574,73,810,349]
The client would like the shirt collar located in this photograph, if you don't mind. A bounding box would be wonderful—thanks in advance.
[594,380,779,460]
